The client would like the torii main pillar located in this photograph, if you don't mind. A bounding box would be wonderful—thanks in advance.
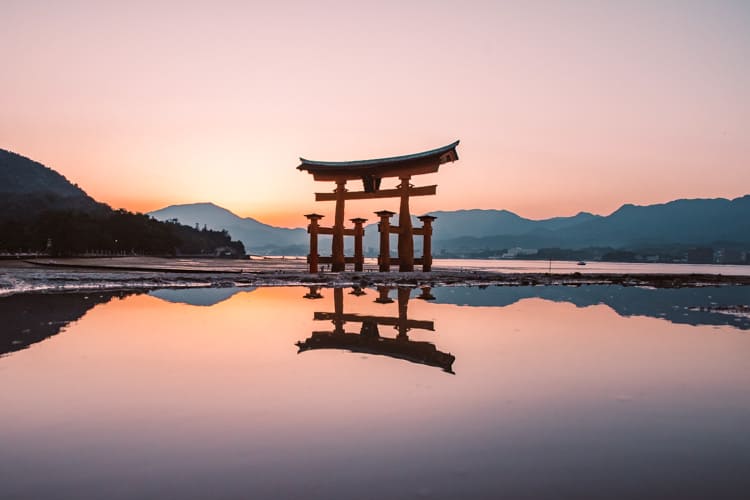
[332,180,347,271]
[398,175,414,271]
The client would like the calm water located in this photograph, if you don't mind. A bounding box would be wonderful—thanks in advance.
[433,258,750,276]
[2,285,750,499]
[256,257,750,275]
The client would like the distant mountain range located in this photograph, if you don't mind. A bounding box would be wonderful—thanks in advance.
[432,198,750,253]
[4,146,747,257]
[149,196,750,255]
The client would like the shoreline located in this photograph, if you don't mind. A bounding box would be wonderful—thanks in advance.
[1,258,750,297]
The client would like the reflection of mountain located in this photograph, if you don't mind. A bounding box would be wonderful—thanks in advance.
[0,291,137,357]
[149,287,256,307]
[430,285,750,330]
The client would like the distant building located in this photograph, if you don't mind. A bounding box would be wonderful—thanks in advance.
[501,247,538,258]
[716,248,745,265]
[214,246,240,258]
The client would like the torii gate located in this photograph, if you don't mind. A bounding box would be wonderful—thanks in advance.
[298,141,460,272]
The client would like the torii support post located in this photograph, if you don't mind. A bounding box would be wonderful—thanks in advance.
[350,217,367,272]
[375,286,394,304]
[305,213,324,273]
[332,180,347,272]
[418,215,437,272]
[303,286,324,299]
[418,286,436,301]
[375,210,395,272]
[396,287,411,338]
[398,176,414,272]
[332,287,345,335]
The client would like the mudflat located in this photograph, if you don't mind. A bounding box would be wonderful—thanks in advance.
[0,257,749,297]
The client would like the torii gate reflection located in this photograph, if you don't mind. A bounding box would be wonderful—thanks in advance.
[296,287,455,374]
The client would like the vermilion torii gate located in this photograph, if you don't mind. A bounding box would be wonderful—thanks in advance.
[297,141,460,272]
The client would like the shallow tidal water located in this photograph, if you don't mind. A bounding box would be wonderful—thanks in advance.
[2,285,750,499]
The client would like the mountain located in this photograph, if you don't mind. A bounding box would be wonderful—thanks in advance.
[433,196,750,253]
[426,209,599,238]
[561,197,750,247]
[150,196,750,257]
[357,211,596,255]
[0,149,109,217]
[149,203,308,254]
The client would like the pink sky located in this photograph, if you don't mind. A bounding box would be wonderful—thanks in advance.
[2,0,748,227]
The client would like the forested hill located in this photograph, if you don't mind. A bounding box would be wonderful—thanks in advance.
[0,149,245,256]
[0,149,108,217]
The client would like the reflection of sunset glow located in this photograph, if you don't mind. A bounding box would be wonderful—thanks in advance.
[2,286,750,497]
[3,287,749,432]
[3,2,749,226]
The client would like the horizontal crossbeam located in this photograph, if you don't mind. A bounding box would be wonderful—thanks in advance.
[315,185,437,202]
[314,312,434,331]
[377,257,425,265]
[385,226,426,235]
[315,256,361,264]
[317,227,356,236]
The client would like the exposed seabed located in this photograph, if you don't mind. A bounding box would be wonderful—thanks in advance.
[1,257,749,297]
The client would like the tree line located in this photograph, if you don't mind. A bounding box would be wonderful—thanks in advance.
[0,209,245,257]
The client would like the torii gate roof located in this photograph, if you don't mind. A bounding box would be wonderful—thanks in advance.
[296,332,455,373]
[298,140,459,181]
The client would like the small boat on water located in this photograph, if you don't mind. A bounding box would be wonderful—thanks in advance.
[577,261,587,266]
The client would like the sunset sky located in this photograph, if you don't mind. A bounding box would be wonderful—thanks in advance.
[2,0,748,227]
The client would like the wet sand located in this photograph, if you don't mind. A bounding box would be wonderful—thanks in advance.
[0,257,749,296]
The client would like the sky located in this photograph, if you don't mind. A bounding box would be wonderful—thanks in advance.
[2,0,748,228]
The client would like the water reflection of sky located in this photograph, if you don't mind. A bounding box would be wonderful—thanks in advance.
[1,286,749,499]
